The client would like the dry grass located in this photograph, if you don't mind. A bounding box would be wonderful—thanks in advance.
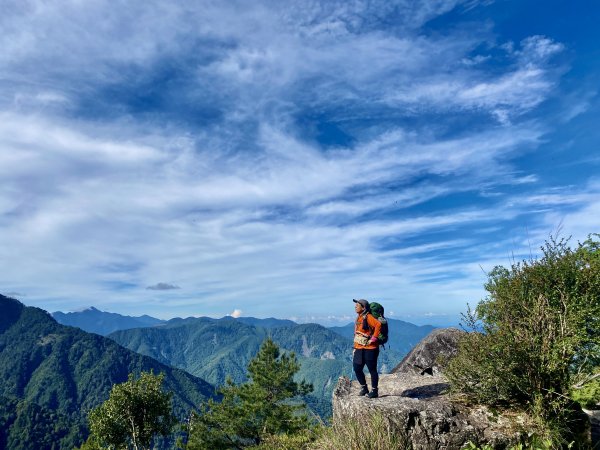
[309,412,409,450]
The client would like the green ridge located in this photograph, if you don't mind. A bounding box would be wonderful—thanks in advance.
[0,295,216,449]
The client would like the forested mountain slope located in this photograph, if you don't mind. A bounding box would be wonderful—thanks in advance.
[0,295,215,450]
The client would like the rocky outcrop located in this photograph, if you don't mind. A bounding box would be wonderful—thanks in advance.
[392,327,465,376]
[333,373,523,449]
[333,328,594,448]
[334,328,525,448]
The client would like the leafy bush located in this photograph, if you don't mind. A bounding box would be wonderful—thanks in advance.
[83,371,176,450]
[571,374,600,409]
[446,235,600,445]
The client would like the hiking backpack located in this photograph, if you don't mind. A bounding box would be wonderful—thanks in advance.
[369,302,389,346]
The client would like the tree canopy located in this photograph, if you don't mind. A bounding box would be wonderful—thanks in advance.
[184,338,313,449]
[84,371,176,450]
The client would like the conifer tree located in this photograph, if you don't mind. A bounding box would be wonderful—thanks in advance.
[184,338,313,449]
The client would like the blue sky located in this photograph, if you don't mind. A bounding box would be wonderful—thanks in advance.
[1,0,599,326]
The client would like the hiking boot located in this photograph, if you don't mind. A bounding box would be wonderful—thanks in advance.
[358,385,369,396]
[367,388,378,398]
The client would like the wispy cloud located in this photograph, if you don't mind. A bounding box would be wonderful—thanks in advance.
[0,0,598,321]
[3,292,26,298]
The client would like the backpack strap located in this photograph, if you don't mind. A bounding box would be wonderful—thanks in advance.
[365,313,379,341]
[360,312,370,333]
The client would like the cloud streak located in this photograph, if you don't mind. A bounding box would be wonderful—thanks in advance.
[0,0,598,321]
[146,283,181,291]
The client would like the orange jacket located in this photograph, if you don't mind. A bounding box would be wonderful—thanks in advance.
[353,312,382,350]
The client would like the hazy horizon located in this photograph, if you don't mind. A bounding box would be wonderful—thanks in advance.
[39,301,456,328]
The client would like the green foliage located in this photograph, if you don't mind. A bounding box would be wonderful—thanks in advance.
[0,394,81,450]
[87,371,176,450]
[446,235,600,445]
[462,436,567,450]
[571,372,600,409]
[310,412,408,450]
[78,436,104,450]
[184,338,314,449]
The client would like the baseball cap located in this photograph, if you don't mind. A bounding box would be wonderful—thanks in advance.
[353,299,369,309]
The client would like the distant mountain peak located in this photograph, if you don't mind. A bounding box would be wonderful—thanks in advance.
[52,307,165,335]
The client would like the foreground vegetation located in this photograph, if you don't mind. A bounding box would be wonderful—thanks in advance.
[446,235,600,446]
[79,339,317,449]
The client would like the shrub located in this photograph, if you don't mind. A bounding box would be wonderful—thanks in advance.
[446,235,600,445]
[463,438,556,450]
[571,375,600,409]
[83,371,176,450]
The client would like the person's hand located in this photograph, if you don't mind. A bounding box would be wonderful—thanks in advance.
[369,336,378,344]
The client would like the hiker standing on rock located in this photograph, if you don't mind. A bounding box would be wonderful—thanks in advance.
[352,299,381,398]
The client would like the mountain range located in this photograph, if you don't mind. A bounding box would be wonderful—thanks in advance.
[0,295,215,450]
[52,307,300,336]
[52,306,435,356]
[52,307,166,336]
[51,307,437,417]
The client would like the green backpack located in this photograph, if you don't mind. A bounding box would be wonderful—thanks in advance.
[369,302,388,345]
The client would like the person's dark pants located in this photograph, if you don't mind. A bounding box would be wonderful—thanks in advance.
[353,348,379,389]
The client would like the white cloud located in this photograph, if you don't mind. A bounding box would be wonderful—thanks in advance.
[229,309,243,318]
[0,0,594,322]
[517,35,564,63]
[0,107,569,318]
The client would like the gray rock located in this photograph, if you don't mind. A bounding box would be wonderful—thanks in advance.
[333,374,523,449]
[585,409,600,448]
[392,328,465,376]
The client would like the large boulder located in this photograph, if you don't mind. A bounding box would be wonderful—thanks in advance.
[392,327,464,376]
[332,374,523,449]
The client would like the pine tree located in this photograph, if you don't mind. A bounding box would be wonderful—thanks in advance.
[184,338,313,449]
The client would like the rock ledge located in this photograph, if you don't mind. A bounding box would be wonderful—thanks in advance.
[333,373,525,449]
